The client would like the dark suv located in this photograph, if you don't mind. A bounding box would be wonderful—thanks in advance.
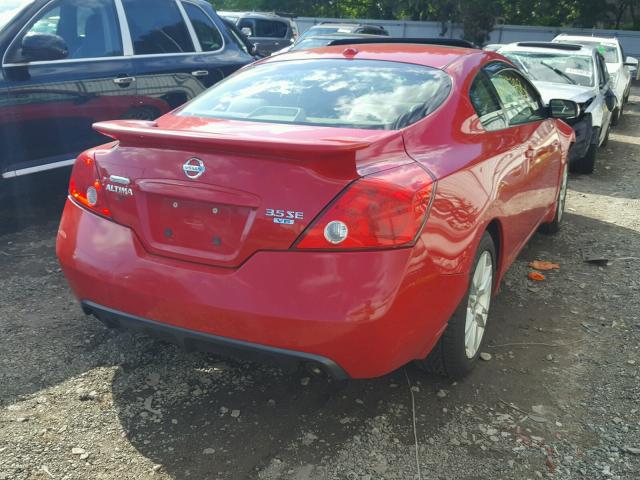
[0,0,252,186]
[218,11,297,56]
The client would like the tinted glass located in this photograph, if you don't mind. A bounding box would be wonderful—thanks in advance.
[489,70,545,125]
[12,0,122,60]
[502,51,594,87]
[470,74,507,131]
[222,19,250,54]
[122,0,194,54]
[182,2,223,52]
[237,18,254,35]
[0,0,33,31]
[255,19,287,38]
[180,59,452,130]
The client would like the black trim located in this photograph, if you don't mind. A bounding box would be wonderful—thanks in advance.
[329,37,475,49]
[516,42,583,51]
[81,301,349,379]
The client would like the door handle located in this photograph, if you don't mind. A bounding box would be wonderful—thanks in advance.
[113,76,136,85]
[191,70,209,77]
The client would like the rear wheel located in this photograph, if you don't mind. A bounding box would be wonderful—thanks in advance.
[540,163,568,234]
[416,232,496,379]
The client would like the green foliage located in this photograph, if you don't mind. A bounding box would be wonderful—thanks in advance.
[209,0,640,32]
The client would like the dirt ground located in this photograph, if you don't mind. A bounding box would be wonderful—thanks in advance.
[1,88,639,480]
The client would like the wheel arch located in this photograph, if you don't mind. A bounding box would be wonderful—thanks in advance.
[485,218,504,287]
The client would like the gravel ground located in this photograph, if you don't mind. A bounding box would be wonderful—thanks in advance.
[1,87,639,480]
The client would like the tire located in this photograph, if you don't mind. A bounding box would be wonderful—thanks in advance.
[601,124,610,148]
[416,232,496,379]
[540,163,568,235]
[571,142,596,174]
[611,105,622,126]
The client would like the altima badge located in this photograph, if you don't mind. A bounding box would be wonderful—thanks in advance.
[183,158,205,179]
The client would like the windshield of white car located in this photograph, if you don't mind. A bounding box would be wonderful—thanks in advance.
[502,52,595,87]
[290,37,336,51]
[298,27,348,41]
[180,59,452,130]
[568,41,619,63]
[0,0,33,31]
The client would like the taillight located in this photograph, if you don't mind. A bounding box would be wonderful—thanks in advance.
[296,163,435,250]
[69,152,112,218]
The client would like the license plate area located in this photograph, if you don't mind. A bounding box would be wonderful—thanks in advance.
[146,194,251,257]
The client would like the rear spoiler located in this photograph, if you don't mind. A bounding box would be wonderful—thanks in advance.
[93,120,396,178]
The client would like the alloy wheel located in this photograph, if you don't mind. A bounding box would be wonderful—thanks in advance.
[464,251,493,359]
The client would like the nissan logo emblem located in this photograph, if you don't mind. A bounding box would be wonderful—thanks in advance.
[182,158,205,179]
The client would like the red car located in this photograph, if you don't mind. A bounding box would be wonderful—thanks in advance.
[57,41,576,379]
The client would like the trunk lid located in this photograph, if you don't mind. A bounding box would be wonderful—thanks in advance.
[92,117,404,268]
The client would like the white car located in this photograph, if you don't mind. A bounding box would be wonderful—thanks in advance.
[499,42,617,174]
[553,34,635,124]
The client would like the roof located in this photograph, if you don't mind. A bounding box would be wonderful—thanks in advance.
[260,43,479,69]
[554,34,618,45]
[315,22,382,28]
[301,33,385,40]
[217,11,290,22]
[499,42,594,57]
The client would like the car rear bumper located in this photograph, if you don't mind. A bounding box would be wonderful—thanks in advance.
[82,300,350,378]
[57,199,467,378]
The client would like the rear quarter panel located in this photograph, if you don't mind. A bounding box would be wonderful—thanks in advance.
[403,53,564,285]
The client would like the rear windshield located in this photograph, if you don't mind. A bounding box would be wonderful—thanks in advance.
[180,59,451,130]
[502,51,595,87]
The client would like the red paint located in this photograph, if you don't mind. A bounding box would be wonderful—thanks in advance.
[57,45,573,378]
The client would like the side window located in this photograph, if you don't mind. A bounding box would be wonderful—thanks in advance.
[182,2,223,52]
[469,73,508,131]
[7,0,122,62]
[237,18,254,37]
[489,69,545,126]
[121,0,194,54]
[255,19,287,38]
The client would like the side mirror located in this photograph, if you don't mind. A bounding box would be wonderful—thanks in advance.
[604,89,617,112]
[548,99,579,120]
[21,33,68,62]
[624,56,638,67]
[240,27,253,37]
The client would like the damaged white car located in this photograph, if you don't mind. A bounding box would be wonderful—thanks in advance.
[499,42,616,174]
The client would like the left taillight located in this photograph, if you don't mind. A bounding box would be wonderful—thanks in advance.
[295,163,435,250]
[69,152,112,218]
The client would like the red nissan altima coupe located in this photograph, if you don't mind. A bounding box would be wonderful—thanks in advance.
[57,41,576,380]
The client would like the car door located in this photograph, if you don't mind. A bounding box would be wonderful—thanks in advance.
[1,0,136,179]
[180,1,251,85]
[485,64,562,244]
[120,0,206,116]
[595,53,613,141]
[239,17,288,56]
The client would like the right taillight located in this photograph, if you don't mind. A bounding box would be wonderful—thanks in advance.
[69,152,112,218]
[295,163,435,250]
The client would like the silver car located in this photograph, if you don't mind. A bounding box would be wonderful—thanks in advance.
[498,42,616,174]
